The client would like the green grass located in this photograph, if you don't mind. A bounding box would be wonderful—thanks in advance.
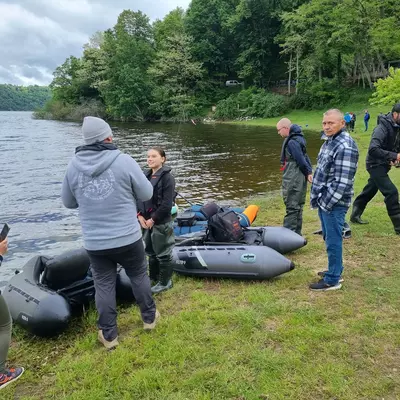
[232,101,390,132]
[4,131,400,399]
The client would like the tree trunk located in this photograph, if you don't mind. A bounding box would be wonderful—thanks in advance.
[337,52,342,85]
[360,64,365,89]
[371,60,376,81]
[296,49,300,95]
[355,56,360,86]
[288,51,292,95]
[377,52,387,77]
[362,61,373,89]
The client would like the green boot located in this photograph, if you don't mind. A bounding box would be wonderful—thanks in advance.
[151,280,173,294]
[148,256,160,284]
[151,257,174,294]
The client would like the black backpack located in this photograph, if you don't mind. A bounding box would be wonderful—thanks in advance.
[206,210,244,242]
[199,202,220,220]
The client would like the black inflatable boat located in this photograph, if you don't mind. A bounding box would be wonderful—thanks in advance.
[2,248,133,337]
[172,226,305,279]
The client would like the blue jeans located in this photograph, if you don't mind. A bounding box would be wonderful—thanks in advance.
[364,120,368,131]
[318,206,348,285]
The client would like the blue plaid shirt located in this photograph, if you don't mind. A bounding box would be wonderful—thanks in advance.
[310,130,359,212]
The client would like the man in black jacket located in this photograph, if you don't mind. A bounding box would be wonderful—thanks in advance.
[350,104,400,233]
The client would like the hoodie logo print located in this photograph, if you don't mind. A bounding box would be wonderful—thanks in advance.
[78,170,115,200]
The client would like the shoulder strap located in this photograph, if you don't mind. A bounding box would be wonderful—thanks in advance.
[290,135,307,155]
[148,167,169,189]
[281,134,307,162]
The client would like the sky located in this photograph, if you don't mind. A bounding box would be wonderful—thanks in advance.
[0,0,191,86]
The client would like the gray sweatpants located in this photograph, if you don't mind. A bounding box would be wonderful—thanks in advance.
[87,239,156,342]
[0,294,12,373]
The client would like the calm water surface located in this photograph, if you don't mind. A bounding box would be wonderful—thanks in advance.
[0,111,321,283]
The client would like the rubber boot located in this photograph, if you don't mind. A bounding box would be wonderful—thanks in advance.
[148,256,160,284]
[350,206,369,224]
[151,257,174,294]
[389,214,400,235]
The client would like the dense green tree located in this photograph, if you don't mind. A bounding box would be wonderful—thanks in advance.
[149,33,204,120]
[100,10,155,120]
[50,56,83,103]
[153,8,185,50]
[279,0,400,90]
[229,0,285,87]
[0,85,51,111]
[77,32,108,100]
[185,0,240,84]
[39,1,400,121]
[371,67,400,106]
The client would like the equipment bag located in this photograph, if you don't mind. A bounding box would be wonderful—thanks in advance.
[176,211,197,227]
[207,210,244,242]
[200,202,220,220]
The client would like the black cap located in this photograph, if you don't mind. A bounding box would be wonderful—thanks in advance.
[392,103,400,113]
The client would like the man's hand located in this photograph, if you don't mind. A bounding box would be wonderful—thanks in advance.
[396,153,400,162]
[138,215,148,230]
[307,174,313,183]
[0,238,8,256]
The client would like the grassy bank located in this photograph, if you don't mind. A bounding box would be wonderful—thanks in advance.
[4,132,400,399]
[233,102,390,132]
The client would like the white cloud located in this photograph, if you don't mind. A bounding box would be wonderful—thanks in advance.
[0,0,191,85]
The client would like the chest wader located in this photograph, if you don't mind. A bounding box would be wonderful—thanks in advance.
[282,147,307,235]
[143,221,175,294]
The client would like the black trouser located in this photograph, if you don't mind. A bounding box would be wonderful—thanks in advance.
[87,239,156,341]
[352,166,400,218]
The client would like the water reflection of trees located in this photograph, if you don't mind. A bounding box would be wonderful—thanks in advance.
[115,123,321,204]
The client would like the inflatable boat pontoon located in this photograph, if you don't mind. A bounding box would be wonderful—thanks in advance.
[172,226,306,279]
[2,248,133,337]
[175,226,307,254]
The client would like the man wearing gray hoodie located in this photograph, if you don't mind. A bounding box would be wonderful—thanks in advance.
[62,116,158,349]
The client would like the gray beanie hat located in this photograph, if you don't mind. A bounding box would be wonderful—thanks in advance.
[82,116,113,145]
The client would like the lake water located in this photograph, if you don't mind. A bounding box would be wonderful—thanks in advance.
[0,111,321,283]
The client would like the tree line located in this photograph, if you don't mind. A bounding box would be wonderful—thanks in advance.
[37,0,400,121]
[0,85,51,111]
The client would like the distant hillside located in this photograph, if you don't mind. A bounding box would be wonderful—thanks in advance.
[0,84,52,111]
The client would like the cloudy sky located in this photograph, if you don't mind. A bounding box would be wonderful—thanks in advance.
[0,0,191,86]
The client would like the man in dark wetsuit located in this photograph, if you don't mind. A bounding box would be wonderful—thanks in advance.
[277,118,313,236]
[350,103,400,234]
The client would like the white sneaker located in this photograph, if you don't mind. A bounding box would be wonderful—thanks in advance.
[143,310,160,331]
[317,270,344,283]
[98,330,119,350]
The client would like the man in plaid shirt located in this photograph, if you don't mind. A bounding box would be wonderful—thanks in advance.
[309,109,359,291]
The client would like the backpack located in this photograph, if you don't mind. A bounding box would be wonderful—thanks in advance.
[200,202,221,220]
[206,210,244,242]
